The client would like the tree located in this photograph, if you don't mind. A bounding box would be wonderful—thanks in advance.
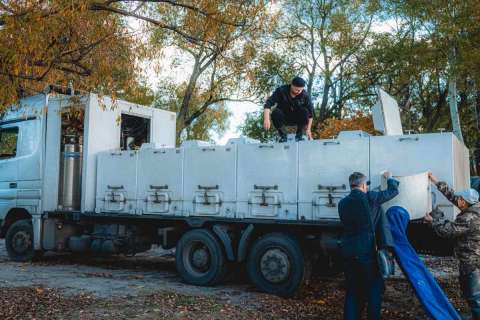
[238,110,277,143]
[0,0,264,111]
[154,81,230,143]
[355,0,480,150]
[146,0,269,141]
[0,1,140,108]
[316,113,375,139]
[252,0,379,122]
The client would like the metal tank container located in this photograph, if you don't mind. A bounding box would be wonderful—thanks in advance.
[58,143,83,211]
[95,150,138,214]
[236,142,298,220]
[298,136,370,220]
[183,145,236,217]
[136,146,184,215]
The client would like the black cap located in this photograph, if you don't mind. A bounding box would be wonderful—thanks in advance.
[291,76,306,88]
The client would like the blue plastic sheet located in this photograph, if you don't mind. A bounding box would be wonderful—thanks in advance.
[387,206,461,320]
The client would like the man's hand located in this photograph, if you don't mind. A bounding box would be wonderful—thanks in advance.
[382,171,392,179]
[427,171,438,185]
[263,109,271,130]
[306,118,313,140]
[306,128,313,140]
[424,213,433,223]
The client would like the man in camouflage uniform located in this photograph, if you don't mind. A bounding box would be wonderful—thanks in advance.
[425,172,480,319]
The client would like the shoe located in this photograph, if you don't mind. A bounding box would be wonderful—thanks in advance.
[279,136,288,143]
[295,134,305,142]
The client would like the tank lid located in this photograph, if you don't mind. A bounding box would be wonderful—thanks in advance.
[338,130,370,139]
[226,137,260,145]
[181,140,212,148]
[372,87,403,136]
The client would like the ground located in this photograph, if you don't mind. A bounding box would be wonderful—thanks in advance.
[0,240,469,319]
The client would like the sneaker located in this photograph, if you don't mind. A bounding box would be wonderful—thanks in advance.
[279,136,288,143]
[295,135,305,142]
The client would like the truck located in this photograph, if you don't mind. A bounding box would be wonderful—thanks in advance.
[0,86,470,297]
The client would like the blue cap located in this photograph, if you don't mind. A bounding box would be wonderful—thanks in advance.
[454,188,479,205]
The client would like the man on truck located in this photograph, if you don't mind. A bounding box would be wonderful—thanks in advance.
[263,76,314,142]
[425,173,480,320]
[339,171,399,320]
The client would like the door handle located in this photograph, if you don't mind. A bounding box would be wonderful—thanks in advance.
[9,182,17,189]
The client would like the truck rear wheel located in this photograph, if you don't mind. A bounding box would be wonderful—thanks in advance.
[175,229,227,286]
[246,233,307,297]
[5,220,37,262]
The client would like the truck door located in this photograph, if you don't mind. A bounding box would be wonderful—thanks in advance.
[0,125,20,218]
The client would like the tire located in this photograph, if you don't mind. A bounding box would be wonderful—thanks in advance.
[5,220,37,262]
[175,229,227,286]
[247,233,307,297]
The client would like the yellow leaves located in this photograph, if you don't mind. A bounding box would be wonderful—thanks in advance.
[0,1,139,110]
[316,112,376,139]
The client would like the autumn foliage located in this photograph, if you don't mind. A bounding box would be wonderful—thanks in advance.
[316,113,376,139]
[0,1,139,108]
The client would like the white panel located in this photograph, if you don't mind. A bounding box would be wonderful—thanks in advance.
[95,151,137,214]
[381,172,432,220]
[370,133,456,219]
[183,146,236,217]
[372,88,403,136]
[41,97,63,211]
[237,142,298,220]
[152,108,176,147]
[137,147,183,215]
[453,135,470,191]
[298,138,369,220]
[83,95,176,212]
[82,94,120,212]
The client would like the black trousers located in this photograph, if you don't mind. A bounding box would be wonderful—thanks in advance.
[271,107,309,137]
[343,256,385,320]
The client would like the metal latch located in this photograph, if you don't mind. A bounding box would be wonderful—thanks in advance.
[253,185,278,207]
[148,185,171,204]
[196,185,220,206]
[317,184,347,207]
[106,185,126,203]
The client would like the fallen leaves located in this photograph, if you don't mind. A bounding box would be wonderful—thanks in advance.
[0,287,95,320]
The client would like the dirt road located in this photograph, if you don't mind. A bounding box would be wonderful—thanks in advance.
[0,240,469,319]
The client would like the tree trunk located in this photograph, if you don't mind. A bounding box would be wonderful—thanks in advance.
[176,59,202,144]
[448,46,463,142]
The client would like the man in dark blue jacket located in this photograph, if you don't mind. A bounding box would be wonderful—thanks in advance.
[338,171,400,320]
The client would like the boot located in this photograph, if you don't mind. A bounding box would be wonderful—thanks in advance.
[278,126,288,143]
[295,130,305,142]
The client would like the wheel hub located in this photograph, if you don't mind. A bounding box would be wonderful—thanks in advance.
[191,246,210,271]
[12,231,31,254]
[260,248,291,284]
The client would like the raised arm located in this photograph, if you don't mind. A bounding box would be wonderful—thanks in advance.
[428,173,463,208]
[368,177,400,205]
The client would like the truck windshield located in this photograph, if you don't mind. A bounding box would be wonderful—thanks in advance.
[0,127,19,158]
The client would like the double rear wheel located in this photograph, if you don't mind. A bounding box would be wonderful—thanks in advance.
[246,233,309,297]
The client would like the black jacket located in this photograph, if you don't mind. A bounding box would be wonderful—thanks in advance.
[264,85,314,118]
[338,178,400,258]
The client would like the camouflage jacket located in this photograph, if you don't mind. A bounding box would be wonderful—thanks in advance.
[432,181,480,275]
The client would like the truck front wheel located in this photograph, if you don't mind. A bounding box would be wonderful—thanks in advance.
[5,220,36,262]
[246,233,308,297]
[175,229,227,286]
